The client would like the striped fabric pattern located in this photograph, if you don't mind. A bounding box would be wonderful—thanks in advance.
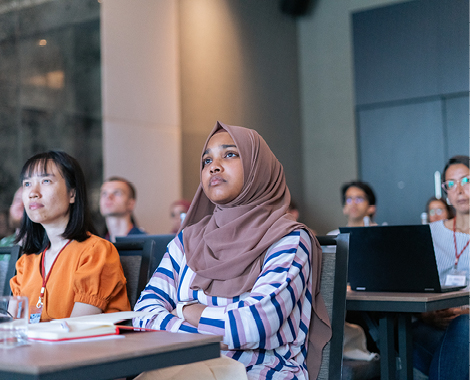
[430,220,470,282]
[133,229,313,380]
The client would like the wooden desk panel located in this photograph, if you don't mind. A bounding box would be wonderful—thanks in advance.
[0,331,221,380]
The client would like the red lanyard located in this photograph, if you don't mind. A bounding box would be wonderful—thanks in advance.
[36,240,71,309]
[453,218,470,268]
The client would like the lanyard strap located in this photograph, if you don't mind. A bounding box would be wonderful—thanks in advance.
[453,218,470,268]
[36,240,71,309]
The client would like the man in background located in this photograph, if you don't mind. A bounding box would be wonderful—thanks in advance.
[100,176,146,242]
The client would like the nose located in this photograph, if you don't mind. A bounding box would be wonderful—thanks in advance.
[209,158,222,174]
[28,183,40,198]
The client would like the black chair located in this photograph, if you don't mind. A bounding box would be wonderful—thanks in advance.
[116,234,175,280]
[314,234,350,380]
[113,240,156,309]
[0,245,21,296]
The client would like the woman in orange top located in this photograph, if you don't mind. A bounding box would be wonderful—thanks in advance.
[11,151,130,322]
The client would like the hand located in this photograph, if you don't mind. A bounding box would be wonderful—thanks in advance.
[182,303,206,327]
[420,308,461,329]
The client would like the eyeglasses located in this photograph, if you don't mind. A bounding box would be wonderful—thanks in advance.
[428,208,445,217]
[345,196,366,205]
[441,176,470,191]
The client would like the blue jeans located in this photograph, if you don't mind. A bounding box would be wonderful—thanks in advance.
[413,314,469,380]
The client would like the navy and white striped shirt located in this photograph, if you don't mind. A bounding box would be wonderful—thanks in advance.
[133,229,313,380]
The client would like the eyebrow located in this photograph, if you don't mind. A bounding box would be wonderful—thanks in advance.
[203,144,237,156]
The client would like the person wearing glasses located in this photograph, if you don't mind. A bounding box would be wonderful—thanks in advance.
[425,196,454,224]
[412,155,469,380]
[327,181,378,236]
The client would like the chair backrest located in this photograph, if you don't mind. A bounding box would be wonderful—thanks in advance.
[113,239,156,309]
[314,233,349,380]
[0,245,21,296]
[116,234,175,279]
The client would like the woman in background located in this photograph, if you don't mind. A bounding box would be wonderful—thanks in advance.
[413,155,469,380]
[11,151,130,322]
[134,122,331,380]
[425,196,454,223]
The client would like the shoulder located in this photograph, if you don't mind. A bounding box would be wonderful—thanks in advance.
[70,234,117,254]
[268,229,312,254]
[128,226,147,236]
[429,220,448,235]
[0,234,16,247]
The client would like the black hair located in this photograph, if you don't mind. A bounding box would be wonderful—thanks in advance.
[425,196,455,219]
[341,181,376,206]
[16,151,96,254]
[442,155,470,180]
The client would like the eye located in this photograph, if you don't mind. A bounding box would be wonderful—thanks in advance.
[23,181,31,188]
[447,180,456,189]
[202,157,212,167]
[225,151,239,158]
[42,178,51,184]
[462,177,470,185]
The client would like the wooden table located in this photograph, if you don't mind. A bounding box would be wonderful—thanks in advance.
[0,330,221,380]
[346,289,469,380]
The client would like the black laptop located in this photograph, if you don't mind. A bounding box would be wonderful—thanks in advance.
[339,225,466,293]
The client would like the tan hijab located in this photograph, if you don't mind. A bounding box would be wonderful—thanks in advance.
[181,121,331,378]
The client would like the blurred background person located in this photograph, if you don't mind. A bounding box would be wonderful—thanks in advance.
[0,209,11,240]
[0,187,23,247]
[425,196,454,223]
[413,155,469,379]
[169,199,191,234]
[100,176,146,242]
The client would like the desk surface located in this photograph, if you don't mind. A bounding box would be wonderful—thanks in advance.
[0,331,221,380]
[346,289,469,313]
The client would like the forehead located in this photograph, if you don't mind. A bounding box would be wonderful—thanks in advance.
[101,181,130,193]
[23,161,61,178]
[429,200,445,209]
[205,131,235,151]
[345,186,367,198]
[445,163,469,179]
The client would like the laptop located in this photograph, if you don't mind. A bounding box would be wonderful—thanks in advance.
[339,225,466,293]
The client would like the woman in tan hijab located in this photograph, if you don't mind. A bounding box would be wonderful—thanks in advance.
[134,122,331,380]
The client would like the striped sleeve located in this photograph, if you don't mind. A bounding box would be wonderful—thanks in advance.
[132,234,189,333]
[197,229,312,351]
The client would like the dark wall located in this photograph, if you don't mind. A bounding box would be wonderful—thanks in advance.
[352,0,469,225]
[0,0,102,226]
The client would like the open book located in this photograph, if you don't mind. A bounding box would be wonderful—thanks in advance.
[27,311,160,342]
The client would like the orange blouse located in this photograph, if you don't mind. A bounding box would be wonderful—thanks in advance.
[11,234,130,321]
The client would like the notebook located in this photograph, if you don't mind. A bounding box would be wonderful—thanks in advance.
[339,225,466,293]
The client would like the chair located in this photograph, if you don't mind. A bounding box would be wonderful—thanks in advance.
[314,234,350,380]
[113,239,156,309]
[0,245,21,296]
[116,234,175,279]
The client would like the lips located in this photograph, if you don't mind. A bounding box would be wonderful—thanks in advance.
[209,175,225,187]
[29,202,44,210]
